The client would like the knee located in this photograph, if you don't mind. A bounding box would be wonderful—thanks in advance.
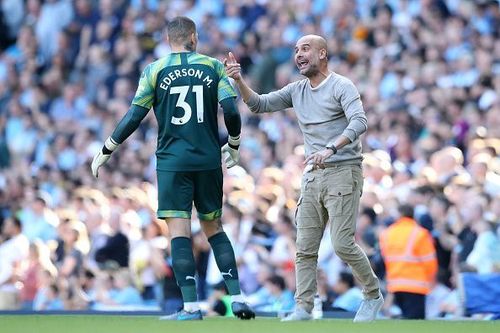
[333,242,353,259]
[200,220,223,238]
[295,250,318,263]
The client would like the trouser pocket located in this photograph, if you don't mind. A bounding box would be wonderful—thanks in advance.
[327,185,354,217]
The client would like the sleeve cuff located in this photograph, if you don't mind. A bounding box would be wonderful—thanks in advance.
[246,92,260,112]
[105,137,120,151]
[228,135,241,147]
[341,129,357,143]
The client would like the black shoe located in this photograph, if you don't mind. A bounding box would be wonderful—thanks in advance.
[231,302,255,320]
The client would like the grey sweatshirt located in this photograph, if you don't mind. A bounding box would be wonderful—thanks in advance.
[246,72,367,164]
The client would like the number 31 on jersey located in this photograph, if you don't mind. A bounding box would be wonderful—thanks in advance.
[170,85,204,125]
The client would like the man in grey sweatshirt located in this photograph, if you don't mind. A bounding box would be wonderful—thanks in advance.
[224,35,383,322]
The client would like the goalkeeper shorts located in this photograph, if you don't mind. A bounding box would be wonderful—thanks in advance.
[156,167,223,220]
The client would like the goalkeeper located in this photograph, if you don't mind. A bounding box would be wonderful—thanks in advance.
[91,16,254,321]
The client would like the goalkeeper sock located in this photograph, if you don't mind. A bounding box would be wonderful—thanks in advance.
[208,232,241,296]
[184,301,200,312]
[231,294,245,303]
[171,237,198,303]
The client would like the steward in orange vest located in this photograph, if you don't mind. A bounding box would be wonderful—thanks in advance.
[379,204,438,319]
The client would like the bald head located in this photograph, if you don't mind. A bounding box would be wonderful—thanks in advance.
[296,35,328,52]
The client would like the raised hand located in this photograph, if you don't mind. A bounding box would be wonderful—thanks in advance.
[223,52,242,81]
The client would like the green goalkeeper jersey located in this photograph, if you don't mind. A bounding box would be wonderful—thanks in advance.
[131,52,237,171]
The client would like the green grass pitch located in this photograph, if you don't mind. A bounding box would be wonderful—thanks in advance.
[1,315,499,333]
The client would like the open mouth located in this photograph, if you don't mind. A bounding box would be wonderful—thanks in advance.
[297,59,309,69]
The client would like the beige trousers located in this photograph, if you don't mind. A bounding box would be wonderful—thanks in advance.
[294,164,380,312]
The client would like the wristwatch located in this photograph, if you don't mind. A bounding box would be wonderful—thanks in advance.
[326,144,337,154]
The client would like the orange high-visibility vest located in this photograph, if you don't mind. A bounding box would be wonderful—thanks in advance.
[379,217,438,295]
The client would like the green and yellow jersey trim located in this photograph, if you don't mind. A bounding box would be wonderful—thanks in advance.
[157,210,191,219]
[197,209,222,221]
[131,52,236,109]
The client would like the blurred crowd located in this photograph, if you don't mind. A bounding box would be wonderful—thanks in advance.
[1,0,500,319]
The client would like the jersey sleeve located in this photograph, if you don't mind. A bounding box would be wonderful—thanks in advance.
[215,60,237,102]
[132,64,155,109]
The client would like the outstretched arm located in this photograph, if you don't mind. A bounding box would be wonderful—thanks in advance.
[224,52,292,113]
[91,64,155,178]
[110,104,149,144]
[223,52,255,103]
[91,105,149,178]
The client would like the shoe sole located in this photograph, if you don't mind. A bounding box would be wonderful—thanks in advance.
[281,317,312,322]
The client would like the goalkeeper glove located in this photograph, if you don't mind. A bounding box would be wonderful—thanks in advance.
[221,135,240,169]
[91,137,119,178]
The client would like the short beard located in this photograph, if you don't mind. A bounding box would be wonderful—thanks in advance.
[302,64,319,78]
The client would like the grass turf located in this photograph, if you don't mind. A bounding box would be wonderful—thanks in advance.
[1,315,499,333]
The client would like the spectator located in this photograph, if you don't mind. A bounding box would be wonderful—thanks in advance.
[55,219,87,278]
[35,0,74,59]
[379,204,438,319]
[18,195,58,242]
[428,194,454,287]
[35,283,64,310]
[108,269,143,307]
[258,274,295,313]
[94,270,143,308]
[129,219,168,302]
[19,241,57,310]
[33,269,58,311]
[0,216,30,309]
[268,215,296,270]
[331,271,363,312]
[94,209,130,269]
[466,219,500,273]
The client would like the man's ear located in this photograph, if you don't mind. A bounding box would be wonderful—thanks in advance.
[319,48,327,60]
[191,32,197,45]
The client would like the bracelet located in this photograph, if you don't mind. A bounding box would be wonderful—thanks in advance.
[326,145,337,154]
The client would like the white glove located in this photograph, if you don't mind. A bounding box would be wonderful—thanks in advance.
[91,137,119,178]
[221,135,240,169]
